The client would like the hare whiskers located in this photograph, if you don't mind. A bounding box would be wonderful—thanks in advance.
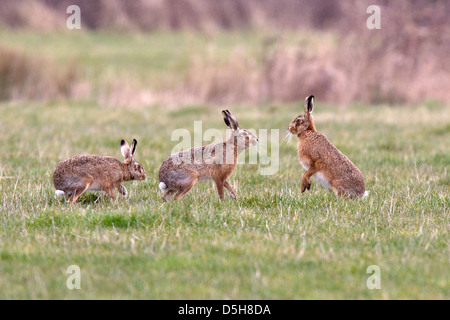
[282,130,293,144]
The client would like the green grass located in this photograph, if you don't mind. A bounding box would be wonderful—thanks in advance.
[0,30,449,299]
[0,99,448,299]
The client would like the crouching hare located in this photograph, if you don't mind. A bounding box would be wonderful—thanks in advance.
[159,110,258,201]
[288,95,368,199]
[53,139,146,203]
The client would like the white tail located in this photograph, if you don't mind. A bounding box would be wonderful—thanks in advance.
[159,182,167,192]
[55,190,65,197]
[362,191,369,199]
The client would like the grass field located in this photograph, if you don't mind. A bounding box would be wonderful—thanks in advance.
[0,30,449,299]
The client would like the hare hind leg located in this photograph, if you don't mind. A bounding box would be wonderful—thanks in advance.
[173,176,199,201]
[332,186,357,199]
[64,177,93,203]
[163,189,177,201]
[162,170,199,201]
[68,183,91,203]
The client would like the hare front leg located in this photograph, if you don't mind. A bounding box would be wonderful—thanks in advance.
[301,167,318,193]
[118,184,127,196]
[105,188,116,201]
[214,179,225,200]
[224,180,237,199]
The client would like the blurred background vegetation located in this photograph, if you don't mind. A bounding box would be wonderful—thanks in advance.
[1,0,449,106]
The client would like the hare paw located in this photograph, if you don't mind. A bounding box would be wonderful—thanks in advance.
[301,179,311,193]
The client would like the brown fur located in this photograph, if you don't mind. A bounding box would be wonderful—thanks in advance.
[159,110,258,201]
[53,139,146,203]
[288,95,366,199]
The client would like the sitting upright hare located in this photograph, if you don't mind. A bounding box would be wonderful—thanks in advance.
[53,139,146,203]
[288,95,368,199]
[159,110,258,201]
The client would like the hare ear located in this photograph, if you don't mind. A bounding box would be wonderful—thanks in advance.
[222,110,239,130]
[304,95,314,115]
[121,139,131,160]
[222,110,232,128]
[131,139,137,156]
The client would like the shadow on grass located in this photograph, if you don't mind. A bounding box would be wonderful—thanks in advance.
[78,193,106,205]
[47,193,109,206]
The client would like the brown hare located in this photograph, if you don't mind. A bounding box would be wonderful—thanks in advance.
[159,110,258,201]
[53,139,146,203]
[288,95,368,199]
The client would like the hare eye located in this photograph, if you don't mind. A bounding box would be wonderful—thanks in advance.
[296,119,301,123]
